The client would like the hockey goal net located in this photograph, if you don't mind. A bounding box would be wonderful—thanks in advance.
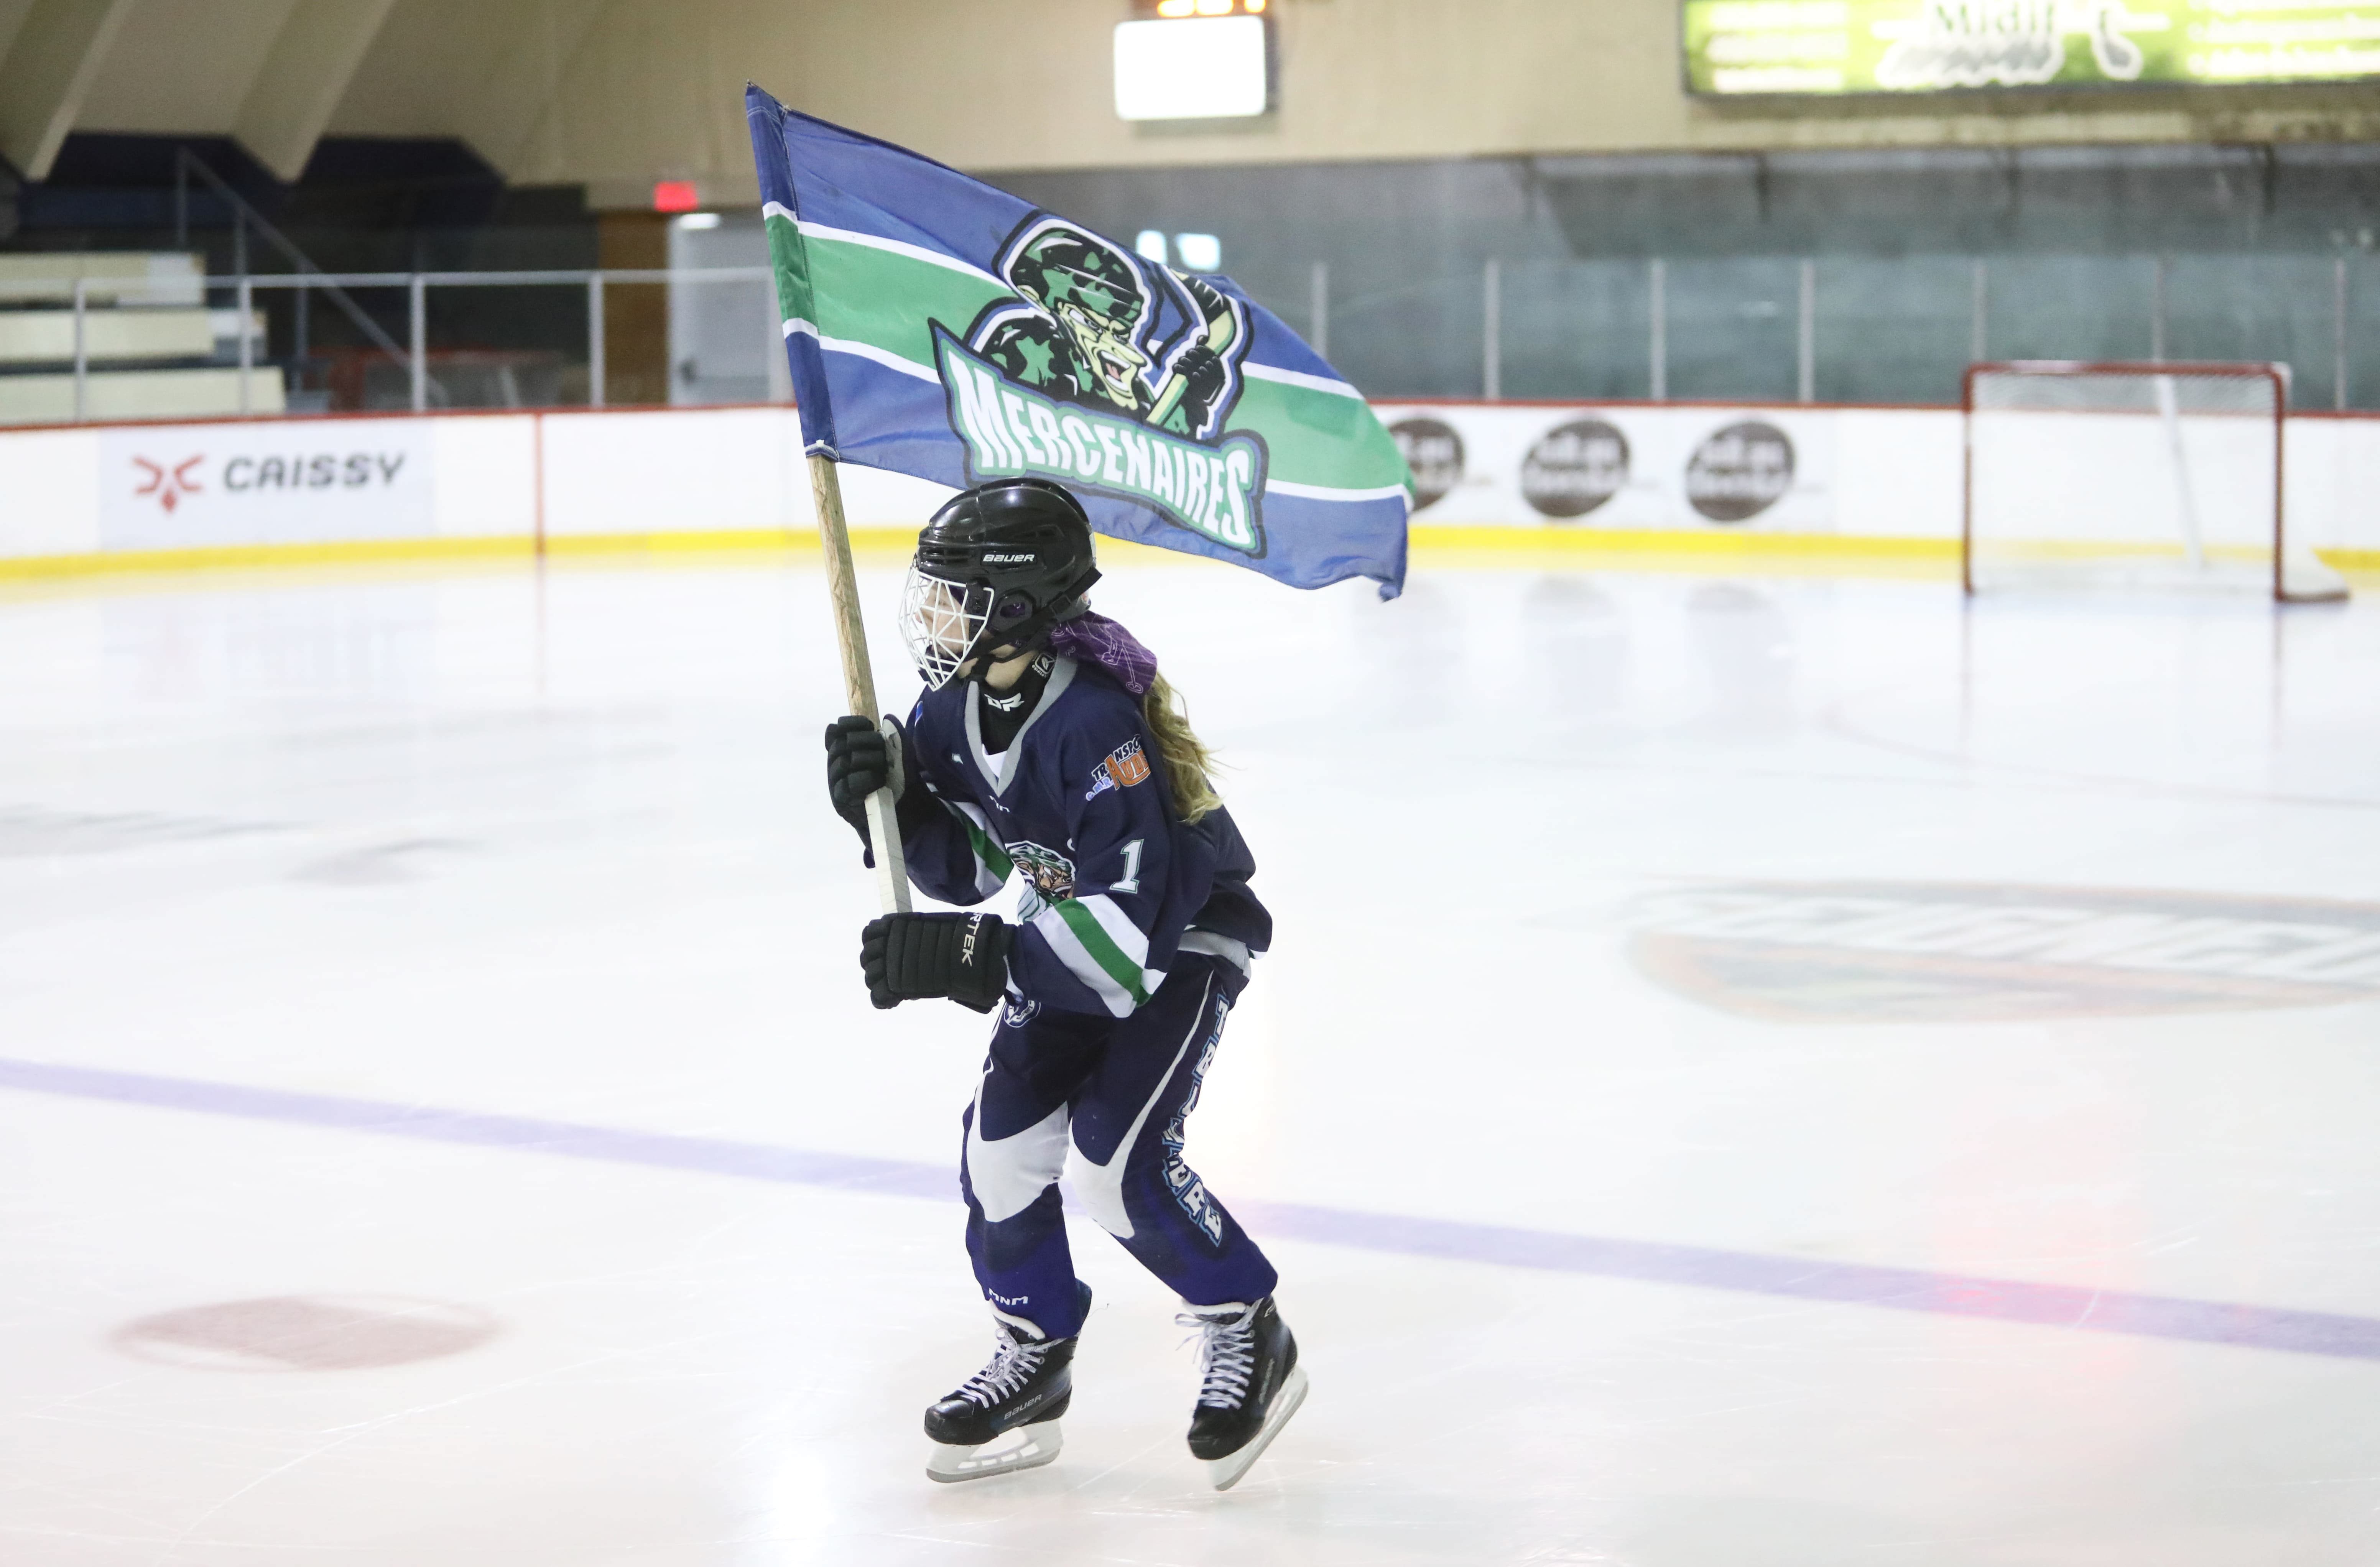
[1963,361,2347,603]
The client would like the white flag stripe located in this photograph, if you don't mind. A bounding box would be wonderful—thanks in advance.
[796,220,1008,288]
[1243,362,1365,400]
[794,331,941,385]
[1033,906,1136,1016]
[1266,477,1415,505]
[762,201,796,225]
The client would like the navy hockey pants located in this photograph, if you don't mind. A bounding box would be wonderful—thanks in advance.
[959,952,1277,1341]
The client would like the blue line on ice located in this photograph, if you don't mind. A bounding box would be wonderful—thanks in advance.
[6,1053,2376,1364]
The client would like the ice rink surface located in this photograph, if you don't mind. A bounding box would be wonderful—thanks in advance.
[4,549,2380,1565]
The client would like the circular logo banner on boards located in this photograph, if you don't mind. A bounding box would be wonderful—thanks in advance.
[1521,418,1630,520]
[1388,418,1464,511]
[1685,420,1794,523]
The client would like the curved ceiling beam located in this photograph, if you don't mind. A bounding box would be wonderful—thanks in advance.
[463,0,617,182]
[0,0,138,180]
[237,0,402,182]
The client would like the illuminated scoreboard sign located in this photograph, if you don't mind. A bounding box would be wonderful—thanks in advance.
[1683,1,2380,95]
[1115,1,1274,120]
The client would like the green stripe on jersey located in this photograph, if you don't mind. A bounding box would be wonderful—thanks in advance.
[959,816,1014,883]
[1055,899,1151,1007]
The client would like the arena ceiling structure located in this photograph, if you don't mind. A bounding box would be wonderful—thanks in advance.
[5,0,2380,213]
[0,0,400,184]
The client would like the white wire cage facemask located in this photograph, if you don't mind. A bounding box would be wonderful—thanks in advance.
[900,562,998,691]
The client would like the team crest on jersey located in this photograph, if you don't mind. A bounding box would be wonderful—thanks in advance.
[1002,997,1040,1028]
[1084,737,1153,802]
[1008,840,1076,922]
[931,214,1268,557]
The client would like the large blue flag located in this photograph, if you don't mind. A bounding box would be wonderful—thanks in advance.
[746,86,1408,597]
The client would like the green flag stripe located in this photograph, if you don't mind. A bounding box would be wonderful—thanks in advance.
[770,225,1411,493]
[1225,375,1411,491]
[766,213,817,333]
[805,234,1012,375]
[1054,899,1151,1006]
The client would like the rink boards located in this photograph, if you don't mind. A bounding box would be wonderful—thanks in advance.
[1,398,2377,573]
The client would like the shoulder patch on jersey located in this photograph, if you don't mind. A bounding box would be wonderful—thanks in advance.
[1085,737,1152,801]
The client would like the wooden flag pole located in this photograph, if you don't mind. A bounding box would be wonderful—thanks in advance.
[808,452,912,915]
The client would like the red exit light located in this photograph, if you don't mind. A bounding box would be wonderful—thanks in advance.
[651,181,701,213]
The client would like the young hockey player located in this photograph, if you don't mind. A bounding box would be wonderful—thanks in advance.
[822,477,1306,1490]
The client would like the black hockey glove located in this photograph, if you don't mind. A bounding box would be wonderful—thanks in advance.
[1172,345,1228,428]
[825,715,912,865]
[860,912,1013,1013]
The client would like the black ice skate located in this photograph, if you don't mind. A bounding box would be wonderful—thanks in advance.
[1180,1295,1308,1491]
[923,1285,1089,1483]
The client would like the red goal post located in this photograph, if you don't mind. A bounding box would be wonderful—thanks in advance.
[1961,360,2346,604]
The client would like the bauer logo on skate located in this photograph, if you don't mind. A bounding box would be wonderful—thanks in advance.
[1625,882,2380,1023]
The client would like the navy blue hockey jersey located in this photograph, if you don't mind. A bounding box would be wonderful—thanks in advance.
[897,657,1270,1017]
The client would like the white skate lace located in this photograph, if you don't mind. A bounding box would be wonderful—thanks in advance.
[1177,1303,1259,1411]
[954,1323,1049,1409]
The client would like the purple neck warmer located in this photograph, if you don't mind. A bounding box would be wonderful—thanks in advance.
[1046,612,1158,697]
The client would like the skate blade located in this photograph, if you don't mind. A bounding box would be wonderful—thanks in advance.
[926,1418,1062,1483]
[1202,1365,1309,1492]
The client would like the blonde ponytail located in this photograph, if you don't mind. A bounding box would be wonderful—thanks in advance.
[1142,669,1221,822]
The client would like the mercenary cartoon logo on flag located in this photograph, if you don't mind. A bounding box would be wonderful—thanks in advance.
[746,86,1409,597]
[940,217,1265,554]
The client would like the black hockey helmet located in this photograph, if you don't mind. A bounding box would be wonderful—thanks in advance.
[900,477,1101,689]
